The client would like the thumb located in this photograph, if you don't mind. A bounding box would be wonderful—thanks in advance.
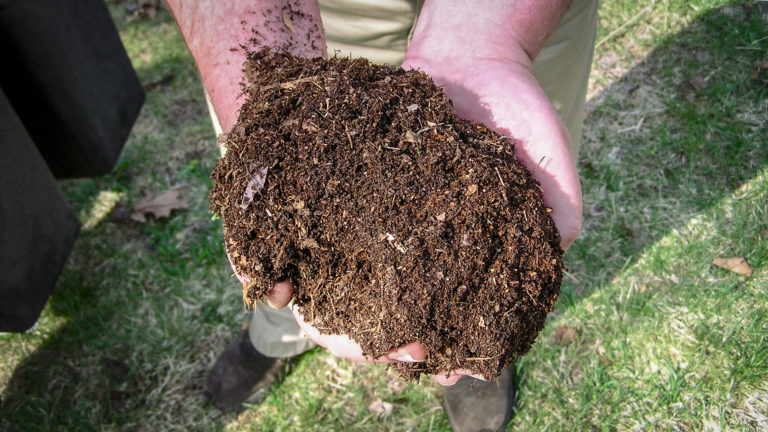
[267,279,294,308]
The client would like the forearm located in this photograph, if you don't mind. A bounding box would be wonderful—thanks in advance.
[167,0,326,132]
[403,0,572,147]
[406,0,569,68]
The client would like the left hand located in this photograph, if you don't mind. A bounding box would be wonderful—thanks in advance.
[402,0,582,385]
[401,55,582,251]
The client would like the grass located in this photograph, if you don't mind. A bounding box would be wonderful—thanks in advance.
[1,0,766,431]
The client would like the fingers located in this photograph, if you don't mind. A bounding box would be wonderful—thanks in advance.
[267,279,294,308]
[386,342,427,363]
[435,373,462,386]
[292,305,370,361]
[433,369,486,386]
[290,299,488,387]
[292,305,429,364]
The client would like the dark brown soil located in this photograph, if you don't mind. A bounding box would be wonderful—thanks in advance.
[209,49,563,380]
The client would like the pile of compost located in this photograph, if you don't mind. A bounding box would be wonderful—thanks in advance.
[209,49,563,380]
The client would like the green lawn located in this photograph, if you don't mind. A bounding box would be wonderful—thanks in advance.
[1,1,766,431]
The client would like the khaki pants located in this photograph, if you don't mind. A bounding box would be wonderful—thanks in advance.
[207,0,599,358]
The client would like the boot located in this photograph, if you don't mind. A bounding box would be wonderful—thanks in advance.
[443,365,516,432]
[204,329,289,412]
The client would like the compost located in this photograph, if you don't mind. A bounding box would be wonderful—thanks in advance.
[209,49,563,380]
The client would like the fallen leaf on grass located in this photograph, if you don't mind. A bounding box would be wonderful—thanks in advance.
[368,399,393,417]
[752,59,768,80]
[554,327,578,346]
[712,257,753,276]
[130,189,188,222]
[387,378,406,395]
[688,75,709,92]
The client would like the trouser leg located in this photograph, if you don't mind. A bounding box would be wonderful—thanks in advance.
[533,0,599,156]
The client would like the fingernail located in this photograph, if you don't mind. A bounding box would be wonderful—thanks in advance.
[391,353,424,363]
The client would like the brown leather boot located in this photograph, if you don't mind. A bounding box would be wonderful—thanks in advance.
[204,329,289,412]
[443,365,516,432]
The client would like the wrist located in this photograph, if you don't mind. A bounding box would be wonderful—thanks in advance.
[168,0,325,132]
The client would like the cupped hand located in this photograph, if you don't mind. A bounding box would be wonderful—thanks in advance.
[402,39,583,387]
[273,278,487,386]
[228,244,426,366]
[401,55,582,251]
[271,279,428,364]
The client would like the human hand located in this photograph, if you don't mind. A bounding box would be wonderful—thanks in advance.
[400,56,581,386]
[228,257,427,365]
[401,56,582,251]
[175,0,429,368]
[400,0,580,385]
[168,0,326,133]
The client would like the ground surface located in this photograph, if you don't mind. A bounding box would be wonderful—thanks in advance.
[1,1,766,431]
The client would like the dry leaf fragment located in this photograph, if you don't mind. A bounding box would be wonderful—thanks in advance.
[554,326,578,346]
[301,120,319,132]
[300,238,320,249]
[130,189,188,222]
[712,257,753,276]
[406,103,419,112]
[387,378,406,394]
[240,166,269,210]
[752,59,768,80]
[109,202,130,223]
[282,9,295,33]
[689,75,709,92]
[467,184,478,195]
[368,399,393,417]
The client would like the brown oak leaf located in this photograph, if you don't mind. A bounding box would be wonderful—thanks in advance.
[130,188,188,223]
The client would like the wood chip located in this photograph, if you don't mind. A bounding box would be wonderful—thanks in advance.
[300,238,320,249]
[282,9,295,33]
[404,130,418,143]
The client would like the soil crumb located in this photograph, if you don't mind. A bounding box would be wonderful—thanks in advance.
[209,49,563,380]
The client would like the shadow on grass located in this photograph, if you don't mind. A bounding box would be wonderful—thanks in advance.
[560,1,767,306]
[514,0,767,423]
[1,2,766,431]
